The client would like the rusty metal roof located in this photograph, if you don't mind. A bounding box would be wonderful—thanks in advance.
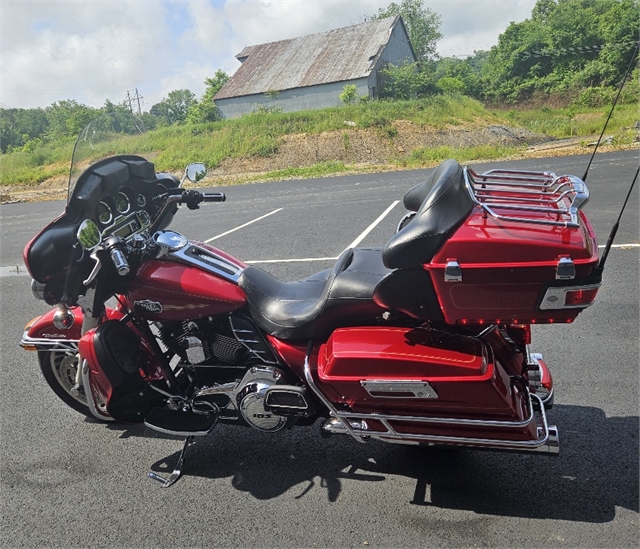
[215,16,403,100]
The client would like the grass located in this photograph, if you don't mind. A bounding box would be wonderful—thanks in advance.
[500,102,638,140]
[1,95,637,188]
[398,144,524,169]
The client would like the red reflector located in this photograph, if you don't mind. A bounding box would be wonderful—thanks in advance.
[565,288,599,306]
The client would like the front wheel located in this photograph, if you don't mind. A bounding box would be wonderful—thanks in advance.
[38,349,92,417]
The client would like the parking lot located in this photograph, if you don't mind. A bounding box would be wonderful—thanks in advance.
[1,151,637,548]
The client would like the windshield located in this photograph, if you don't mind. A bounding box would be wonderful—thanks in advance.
[68,113,146,201]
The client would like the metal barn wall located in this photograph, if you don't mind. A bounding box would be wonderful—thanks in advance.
[214,18,415,118]
[216,78,370,119]
[369,22,416,96]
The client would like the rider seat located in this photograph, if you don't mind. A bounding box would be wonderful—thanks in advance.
[238,159,473,340]
[238,247,392,340]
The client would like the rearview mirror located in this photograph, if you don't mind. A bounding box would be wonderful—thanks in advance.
[185,163,207,183]
[77,219,101,250]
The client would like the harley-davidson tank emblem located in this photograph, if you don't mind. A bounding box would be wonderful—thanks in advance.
[134,299,163,314]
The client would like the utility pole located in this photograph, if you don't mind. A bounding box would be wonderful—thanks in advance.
[134,88,143,116]
[125,90,134,113]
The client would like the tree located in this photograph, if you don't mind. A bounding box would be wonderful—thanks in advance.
[45,100,98,140]
[0,108,49,152]
[186,70,229,124]
[150,89,197,125]
[379,62,437,99]
[481,0,640,102]
[340,84,358,104]
[372,0,442,63]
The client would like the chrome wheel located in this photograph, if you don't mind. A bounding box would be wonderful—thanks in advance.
[38,349,91,416]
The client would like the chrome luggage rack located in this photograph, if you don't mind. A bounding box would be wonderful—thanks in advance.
[463,167,589,228]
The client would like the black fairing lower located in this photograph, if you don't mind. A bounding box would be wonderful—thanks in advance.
[93,320,162,422]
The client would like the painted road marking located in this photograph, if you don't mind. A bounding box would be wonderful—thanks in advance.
[346,200,400,250]
[204,208,283,243]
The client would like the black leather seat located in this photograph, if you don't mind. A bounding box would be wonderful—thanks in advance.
[382,159,474,269]
[238,159,474,339]
[238,247,392,340]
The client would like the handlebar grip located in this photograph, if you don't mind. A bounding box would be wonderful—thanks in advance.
[110,248,130,276]
[201,192,226,202]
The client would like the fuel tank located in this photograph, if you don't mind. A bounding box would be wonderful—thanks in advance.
[126,244,247,321]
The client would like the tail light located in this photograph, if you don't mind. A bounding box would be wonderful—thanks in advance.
[539,283,600,310]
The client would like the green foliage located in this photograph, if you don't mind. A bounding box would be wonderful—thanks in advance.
[340,85,358,104]
[481,0,640,102]
[150,89,197,125]
[371,0,442,62]
[45,100,99,140]
[187,71,229,124]
[399,144,522,168]
[379,62,437,99]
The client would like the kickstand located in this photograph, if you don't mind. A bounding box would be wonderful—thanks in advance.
[148,436,194,488]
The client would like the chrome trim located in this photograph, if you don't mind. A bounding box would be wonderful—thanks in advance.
[444,260,462,282]
[463,167,590,228]
[327,393,556,453]
[169,242,244,283]
[539,283,601,310]
[20,333,79,350]
[556,257,576,280]
[360,380,438,399]
[80,359,114,422]
[148,436,194,488]
[526,350,553,403]
[396,211,416,233]
[31,279,46,301]
[302,341,367,443]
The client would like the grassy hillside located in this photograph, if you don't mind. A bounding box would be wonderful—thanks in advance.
[1,95,637,188]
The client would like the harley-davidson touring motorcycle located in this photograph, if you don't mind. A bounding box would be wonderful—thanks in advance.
[20,115,607,486]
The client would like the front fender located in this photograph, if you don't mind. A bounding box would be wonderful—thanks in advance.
[20,306,124,351]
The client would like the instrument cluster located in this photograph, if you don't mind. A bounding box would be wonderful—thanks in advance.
[92,180,173,243]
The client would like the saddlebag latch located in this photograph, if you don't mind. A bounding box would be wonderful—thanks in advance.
[444,259,462,282]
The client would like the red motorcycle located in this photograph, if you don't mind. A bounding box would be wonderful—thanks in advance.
[20,116,604,486]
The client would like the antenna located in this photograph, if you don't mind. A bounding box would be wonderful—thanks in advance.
[595,164,639,275]
[582,41,639,181]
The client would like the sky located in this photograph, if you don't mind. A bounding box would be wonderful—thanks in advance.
[0,0,537,110]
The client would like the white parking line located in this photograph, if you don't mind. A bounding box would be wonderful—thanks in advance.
[204,208,283,243]
[346,200,400,250]
[3,243,638,276]
[597,243,640,249]
[247,257,338,264]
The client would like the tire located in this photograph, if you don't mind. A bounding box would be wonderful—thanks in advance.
[38,349,92,417]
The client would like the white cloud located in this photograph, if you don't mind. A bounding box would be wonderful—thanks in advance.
[1,0,171,108]
[1,0,537,110]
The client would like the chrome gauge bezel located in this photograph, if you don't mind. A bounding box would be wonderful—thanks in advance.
[115,191,131,215]
[97,200,114,226]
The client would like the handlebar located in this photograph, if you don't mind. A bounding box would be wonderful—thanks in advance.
[181,190,226,209]
[201,192,226,202]
[110,247,130,276]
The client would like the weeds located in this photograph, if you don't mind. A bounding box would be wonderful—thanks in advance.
[1,96,637,188]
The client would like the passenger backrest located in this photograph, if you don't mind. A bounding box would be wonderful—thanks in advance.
[382,159,473,269]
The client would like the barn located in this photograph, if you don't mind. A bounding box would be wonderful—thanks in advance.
[214,16,416,118]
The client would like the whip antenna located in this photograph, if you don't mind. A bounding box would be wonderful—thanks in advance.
[595,164,638,275]
[582,41,639,181]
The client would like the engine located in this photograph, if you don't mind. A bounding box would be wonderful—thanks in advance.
[236,367,289,432]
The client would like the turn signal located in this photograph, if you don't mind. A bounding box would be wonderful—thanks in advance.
[565,287,599,307]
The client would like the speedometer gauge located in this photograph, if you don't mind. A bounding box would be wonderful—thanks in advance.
[115,192,131,214]
[97,201,113,225]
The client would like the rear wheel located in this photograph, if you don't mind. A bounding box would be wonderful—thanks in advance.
[38,349,92,417]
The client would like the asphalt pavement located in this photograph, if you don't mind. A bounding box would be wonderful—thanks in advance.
[0,151,638,548]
